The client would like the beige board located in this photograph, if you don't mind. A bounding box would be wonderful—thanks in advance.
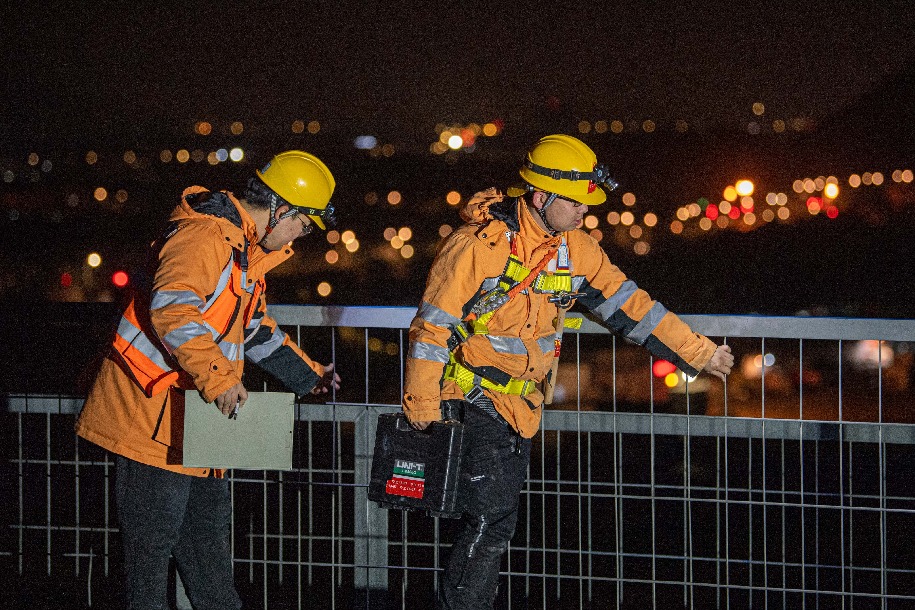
[182,391,295,470]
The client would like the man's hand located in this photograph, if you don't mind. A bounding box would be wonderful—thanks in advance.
[409,419,439,431]
[311,362,341,395]
[703,344,734,381]
[215,383,248,416]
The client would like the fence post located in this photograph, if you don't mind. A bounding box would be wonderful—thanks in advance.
[353,407,390,602]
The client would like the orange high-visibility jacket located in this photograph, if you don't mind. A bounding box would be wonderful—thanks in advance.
[403,189,716,438]
[76,187,324,475]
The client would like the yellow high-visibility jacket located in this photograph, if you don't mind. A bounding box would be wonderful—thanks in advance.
[76,187,324,476]
[403,188,716,438]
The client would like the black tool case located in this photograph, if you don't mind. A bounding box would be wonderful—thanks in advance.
[368,413,465,518]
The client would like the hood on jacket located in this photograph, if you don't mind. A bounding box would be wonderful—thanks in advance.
[459,187,521,232]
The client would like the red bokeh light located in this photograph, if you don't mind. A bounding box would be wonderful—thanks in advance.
[112,270,129,287]
[652,360,677,378]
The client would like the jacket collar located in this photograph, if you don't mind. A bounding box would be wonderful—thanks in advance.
[172,186,294,276]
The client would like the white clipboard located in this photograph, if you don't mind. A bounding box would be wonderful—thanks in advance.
[182,391,295,470]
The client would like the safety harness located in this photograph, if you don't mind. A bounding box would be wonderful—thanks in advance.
[443,232,582,404]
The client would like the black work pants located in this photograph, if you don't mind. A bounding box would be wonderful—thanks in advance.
[439,400,532,610]
[115,455,242,610]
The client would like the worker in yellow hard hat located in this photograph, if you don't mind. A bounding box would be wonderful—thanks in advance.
[401,134,733,609]
[76,150,341,609]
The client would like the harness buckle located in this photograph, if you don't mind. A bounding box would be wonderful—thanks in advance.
[464,385,485,404]
[549,291,586,308]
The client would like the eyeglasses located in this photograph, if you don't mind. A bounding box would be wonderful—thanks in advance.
[297,213,314,236]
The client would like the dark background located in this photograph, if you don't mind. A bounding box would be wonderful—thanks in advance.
[2,1,915,317]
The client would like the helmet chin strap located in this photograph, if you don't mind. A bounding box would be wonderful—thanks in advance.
[537,192,562,235]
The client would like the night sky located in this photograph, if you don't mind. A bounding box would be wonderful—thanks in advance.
[6,1,915,138]
[2,1,915,317]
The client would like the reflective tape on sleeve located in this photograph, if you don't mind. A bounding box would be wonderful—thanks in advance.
[150,290,204,310]
[416,301,460,329]
[593,280,638,322]
[115,316,173,372]
[246,327,285,363]
[626,301,669,345]
[409,341,451,363]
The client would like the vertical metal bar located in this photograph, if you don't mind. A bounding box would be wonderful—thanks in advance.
[295,327,303,608]
[555,428,561,604]
[761,338,768,608]
[46,411,51,575]
[649,354,657,608]
[541,427,546,606]
[297,440,303,610]
[75,414,80,578]
[848,443,854,605]
[799,339,806,609]
[781,439,786,610]
[308,420,314,585]
[328,326,340,608]
[104,453,110,576]
[337,422,344,589]
[612,335,623,606]
[716,435,722,609]
[687,400,694,609]
[278,470,284,586]
[815,440,820,610]
[262,471,268,609]
[576,336,584,606]
[748,435,754,609]
[723,338,730,609]
[18,412,23,574]
[878,343,887,610]
[587,430,594,606]
[838,340,846,606]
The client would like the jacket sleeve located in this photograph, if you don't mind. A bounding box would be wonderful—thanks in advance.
[403,232,491,422]
[573,235,716,376]
[244,291,323,396]
[148,221,243,402]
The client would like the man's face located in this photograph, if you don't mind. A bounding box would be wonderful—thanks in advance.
[543,195,587,232]
[260,207,313,251]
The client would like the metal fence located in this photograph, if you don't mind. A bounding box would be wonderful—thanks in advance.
[2,305,915,609]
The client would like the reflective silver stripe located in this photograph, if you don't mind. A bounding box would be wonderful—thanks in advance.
[480,277,500,292]
[115,316,173,372]
[201,259,234,313]
[627,301,669,345]
[163,321,213,351]
[416,301,460,329]
[485,335,528,355]
[572,276,586,291]
[219,340,243,362]
[246,309,265,331]
[409,341,451,363]
[245,318,263,338]
[150,290,203,310]
[538,336,556,353]
[593,280,638,321]
[246,327,285,363]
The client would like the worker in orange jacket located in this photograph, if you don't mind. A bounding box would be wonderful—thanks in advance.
[403,135,733,609]
[76,151,341,610]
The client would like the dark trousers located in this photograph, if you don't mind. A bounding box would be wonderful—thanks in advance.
[439,401,532,610]
[115,455,242,610]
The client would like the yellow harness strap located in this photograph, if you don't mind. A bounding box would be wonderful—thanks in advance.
[443,356,536,397]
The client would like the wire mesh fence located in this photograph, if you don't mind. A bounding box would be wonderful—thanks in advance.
[2,306,915,608]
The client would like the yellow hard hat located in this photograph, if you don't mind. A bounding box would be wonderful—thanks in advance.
[516,134,618,205]
[256,150,336,229]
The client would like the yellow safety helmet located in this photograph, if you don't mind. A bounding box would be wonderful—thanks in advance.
[256,150,336,230]
[515,134,618,205]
